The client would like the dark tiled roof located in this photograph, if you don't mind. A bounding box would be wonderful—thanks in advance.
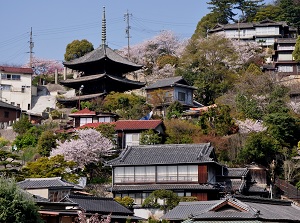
[65,195,133,215]
[0,100,22,110]
[106,143,216,166]
[209,20,288,32]
[18,177,83,190]
[247,184,268,193]
[0,66,33,74]
[57,93,105,102]
[162,196,300,221]
[63,45,142,70]
[60,73,145,87]
[226,168,249,177]
[111,184,216,192]
[145,76,196,90]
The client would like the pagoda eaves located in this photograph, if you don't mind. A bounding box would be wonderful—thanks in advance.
[63,45,142,75]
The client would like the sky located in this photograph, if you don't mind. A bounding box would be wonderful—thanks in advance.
[0,0,273,66]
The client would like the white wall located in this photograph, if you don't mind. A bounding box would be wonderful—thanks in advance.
[0,72,32,111]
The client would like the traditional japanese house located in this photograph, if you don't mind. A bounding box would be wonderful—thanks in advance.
[80,119,165,149]
[144,76,198,116]
[58,7,145,107]
[161,195,300,223]
[105,143,222,204]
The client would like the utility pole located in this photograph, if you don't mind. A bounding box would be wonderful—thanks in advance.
[124,10,132,59]
[29,27,34,68]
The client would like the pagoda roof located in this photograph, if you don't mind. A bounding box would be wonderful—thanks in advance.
[57,93,105,103]
[63,45,143,74]
[59,73,145,92]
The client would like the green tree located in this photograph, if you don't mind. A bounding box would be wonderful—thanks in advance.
[198,105,237,136]
[142,190,180,213]
[177,34,237,105]
[207,0,264,23]
[140,129,163,145]
[114,196,134,208]
[21,155,78,183]
[12,115,33,135]
[165,119,201,144]
[192,12,220,38]
[102,92,150,119]
[0,138,22,178]
[64,39,94,61]
[292,36,300,62]
[253,4,283,21]
[37,130,58,157]
[13,126,42,150]
[96,123,117,144]
[263,112,300,148]
[166,101,183,119]
[239,132,280,166]
[0,177,43,223]
[277,0,300,34]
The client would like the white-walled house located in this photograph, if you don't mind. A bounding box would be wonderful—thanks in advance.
[208,19,296,47]
[0,66,34,111]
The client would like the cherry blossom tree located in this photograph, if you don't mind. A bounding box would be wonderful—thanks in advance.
[24,56,64,75]
[118,30,188,83]
[51,129,113,168]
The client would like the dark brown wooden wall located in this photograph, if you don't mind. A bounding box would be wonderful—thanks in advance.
[198,165,208,184]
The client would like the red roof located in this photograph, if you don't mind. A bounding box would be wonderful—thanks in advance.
[69,108,96,116]
[0,66,33,74]
[80,120,163,131]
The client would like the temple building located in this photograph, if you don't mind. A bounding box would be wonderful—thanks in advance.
[58,7,145,107]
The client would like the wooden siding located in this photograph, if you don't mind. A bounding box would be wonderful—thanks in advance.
[198,165,208,184]
[192,192,208,201]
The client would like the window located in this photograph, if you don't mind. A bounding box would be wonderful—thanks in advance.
[17,104,20,108]
[125,133,140,146]
[157,166,178,182]
[99,117,112,122]
[0,84,11,91]
[11,102,15,106]
[135,166,155,182]
[4,111,9,118]
[278,66,293,73]
[178,92,186,101]
[114,166,155,183]
[114,167,134,183]
[1,74,21,80]
[79,117,92,126]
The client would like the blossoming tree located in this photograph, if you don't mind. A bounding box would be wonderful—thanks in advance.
[51,129,113,169]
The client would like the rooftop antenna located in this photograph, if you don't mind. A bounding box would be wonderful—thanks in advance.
[102,6,107,47]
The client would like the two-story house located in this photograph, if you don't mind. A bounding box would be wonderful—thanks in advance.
[81,119,165,149]
[17,177,84,202]
[0,66,34,111]
[145,76,197,116]
[208,19,296,47]
[105,143,222,205]
[273,38,300,79]
[0,100,22,128]
[68,108,118,128]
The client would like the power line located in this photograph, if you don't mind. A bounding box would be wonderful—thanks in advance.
[124,10,132,58]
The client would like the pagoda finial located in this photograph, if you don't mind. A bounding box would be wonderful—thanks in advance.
[102,6,107,47]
